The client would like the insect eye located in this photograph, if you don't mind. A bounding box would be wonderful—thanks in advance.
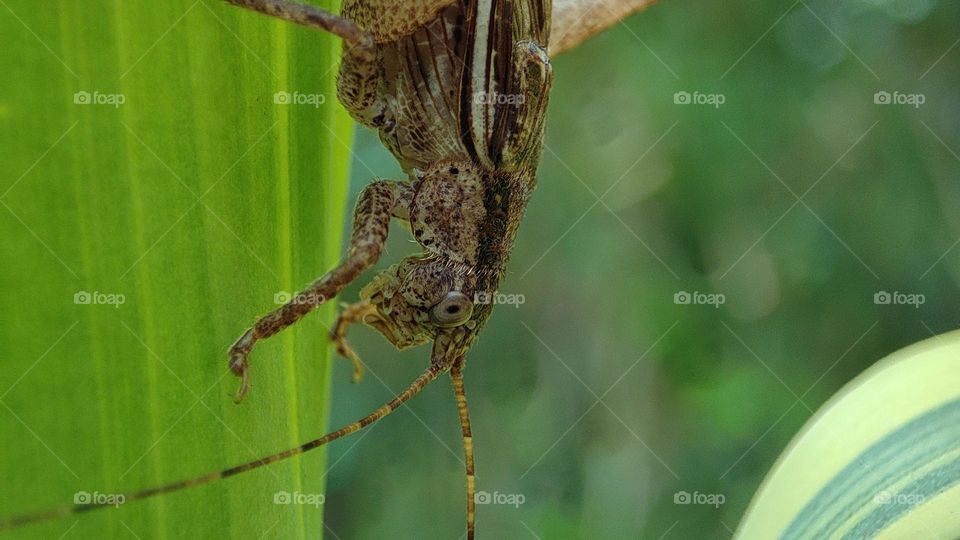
[430,291,474,327]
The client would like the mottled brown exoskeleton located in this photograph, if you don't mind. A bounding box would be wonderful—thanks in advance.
[0,0,551,537]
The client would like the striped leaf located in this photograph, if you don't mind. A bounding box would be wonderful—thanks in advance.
[0,0,350,537]
[736,330,960,539]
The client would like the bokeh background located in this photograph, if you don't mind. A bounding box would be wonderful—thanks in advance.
[321,0,960,538]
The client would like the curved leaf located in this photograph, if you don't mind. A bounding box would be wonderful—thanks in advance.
[736,330,960,539]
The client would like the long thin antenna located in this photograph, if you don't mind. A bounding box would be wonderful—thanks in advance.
[451,361,476,540]
[0,363,444,530]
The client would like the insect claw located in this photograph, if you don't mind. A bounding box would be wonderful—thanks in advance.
[232,364,250,404]
[228,329,255,403]
[350,363,364,384]
[330,331,365,383]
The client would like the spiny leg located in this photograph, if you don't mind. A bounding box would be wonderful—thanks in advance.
[0,362,446,531]
[331,300,379,383]
[451,360,476,540]
[229,180,401,401]
[224,0,373,50]
[224,0,388,128]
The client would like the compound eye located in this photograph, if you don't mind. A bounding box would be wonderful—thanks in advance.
[430,291,474,327]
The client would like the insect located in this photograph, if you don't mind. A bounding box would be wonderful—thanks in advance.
[1,0,552,538]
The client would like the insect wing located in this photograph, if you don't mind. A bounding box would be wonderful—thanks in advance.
[461,0,553,170]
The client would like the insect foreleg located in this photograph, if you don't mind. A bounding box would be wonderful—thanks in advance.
[228,180,408,401]
[331,299,380,383]
[224,0,373,50]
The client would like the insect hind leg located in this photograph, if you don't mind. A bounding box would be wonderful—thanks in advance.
[337,43,395,133]
[224,0,391,131]
[224,0,373,49]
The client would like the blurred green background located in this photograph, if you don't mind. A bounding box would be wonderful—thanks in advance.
[322,0,960,538]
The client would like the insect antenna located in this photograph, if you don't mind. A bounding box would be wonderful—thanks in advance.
[0,362,445,531]
[451,361,476,540]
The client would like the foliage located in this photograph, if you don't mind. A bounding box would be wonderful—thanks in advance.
[0,1,350,537]
[738,330,960,538]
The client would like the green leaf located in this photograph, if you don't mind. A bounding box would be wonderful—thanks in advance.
[0,1,350,537]
[736,330,960,539]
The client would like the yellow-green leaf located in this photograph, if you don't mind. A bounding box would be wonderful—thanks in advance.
[0,1,350,538]
[736,330,960,539]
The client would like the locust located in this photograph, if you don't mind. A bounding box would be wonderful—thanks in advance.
[1,0,552,537]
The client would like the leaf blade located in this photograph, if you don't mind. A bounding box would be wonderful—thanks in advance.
[736,330,960,539]
[0,0,349,537]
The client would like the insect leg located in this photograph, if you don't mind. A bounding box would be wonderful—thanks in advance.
[228,180,402,402]
[224,0,373,49]
[225,0,389,130]
[336,38,392,130]
[331,300,379,383]
[451,360,476,540]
